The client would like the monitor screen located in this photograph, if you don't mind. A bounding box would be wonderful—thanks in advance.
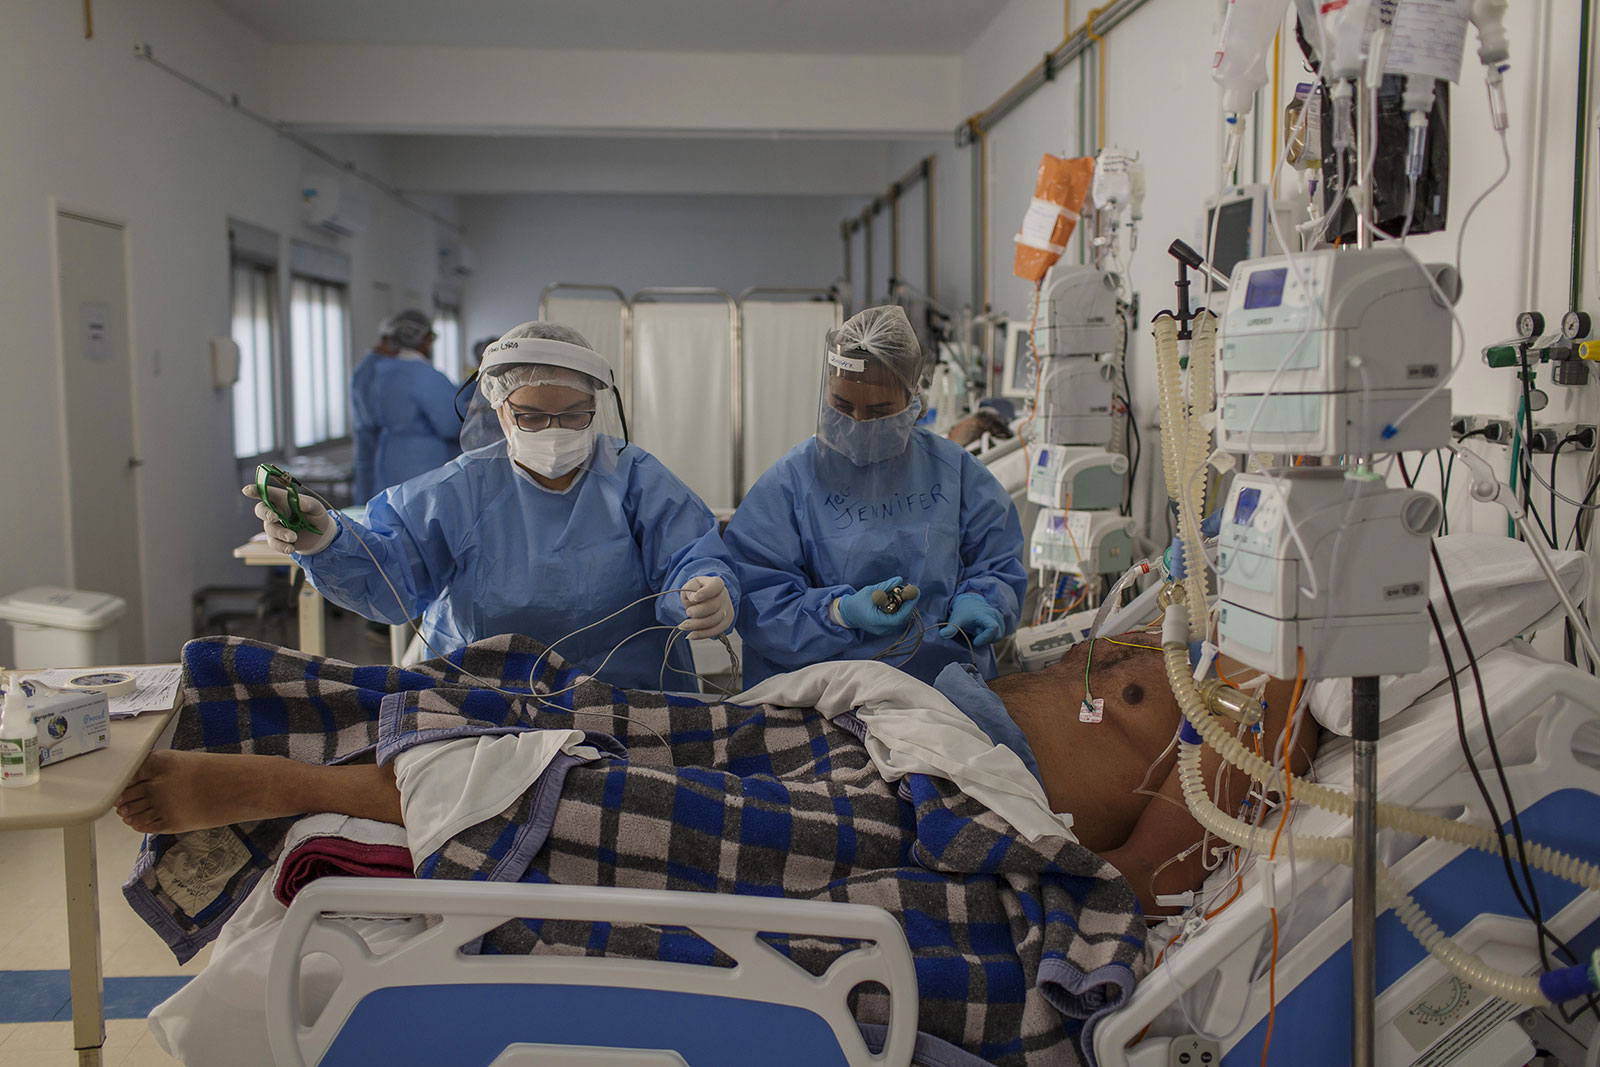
[1243,267,1289,309]
[1005,326,1034,396]
[1206,197,1256,280]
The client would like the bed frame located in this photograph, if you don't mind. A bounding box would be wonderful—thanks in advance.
[268,880,920,1067]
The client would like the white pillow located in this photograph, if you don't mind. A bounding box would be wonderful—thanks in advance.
[1309,533,1590,735]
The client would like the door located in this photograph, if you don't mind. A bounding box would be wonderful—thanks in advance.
[56,211,145,660]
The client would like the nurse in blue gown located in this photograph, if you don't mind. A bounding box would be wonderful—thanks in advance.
[350,308,462,501]
[724,305,1026,687]
[246,321,738,690]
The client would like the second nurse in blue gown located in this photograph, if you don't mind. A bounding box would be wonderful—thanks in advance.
[724,305,1026,686]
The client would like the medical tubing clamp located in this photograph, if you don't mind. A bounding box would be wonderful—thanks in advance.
[1161,595,1600,1007]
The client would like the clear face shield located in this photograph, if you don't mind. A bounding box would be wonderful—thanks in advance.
[475,337,629,478]
[813,346,927,505]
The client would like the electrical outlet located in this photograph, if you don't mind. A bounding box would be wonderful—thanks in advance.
[1529,423,1597,453]
[1453,415,1513,444]
[1478,418,1514,444]
[1168,1035,1220,1067]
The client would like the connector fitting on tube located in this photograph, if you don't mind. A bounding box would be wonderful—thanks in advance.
[1198,678,1265,727]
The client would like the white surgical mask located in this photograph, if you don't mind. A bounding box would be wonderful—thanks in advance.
[507,425,595,479]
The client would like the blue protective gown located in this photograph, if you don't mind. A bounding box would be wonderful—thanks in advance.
[724,429,1026,686]
[365,356,462,499]
[349,350,384,503]
[297,435,740,690]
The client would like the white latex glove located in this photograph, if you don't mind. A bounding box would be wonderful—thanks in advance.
[678,575,734,640]
[241,484,338,556]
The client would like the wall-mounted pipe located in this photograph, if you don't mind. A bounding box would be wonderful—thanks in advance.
[1571,0,1592,309]
[954,0,1153,315]
[838,155,938,308]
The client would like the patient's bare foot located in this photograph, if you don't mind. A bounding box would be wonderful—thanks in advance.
[115,750,302,835]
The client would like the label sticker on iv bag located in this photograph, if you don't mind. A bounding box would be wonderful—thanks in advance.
[827,348,867,373]
[1079,697,1104,724]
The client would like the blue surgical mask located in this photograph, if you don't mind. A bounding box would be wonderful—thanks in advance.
[818,398,921,466]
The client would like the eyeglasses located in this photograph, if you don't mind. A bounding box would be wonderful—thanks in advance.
[509,409,596,432]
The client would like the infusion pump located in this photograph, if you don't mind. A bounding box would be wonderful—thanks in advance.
[1217,247,1456,456]
[1215,468,1441,679]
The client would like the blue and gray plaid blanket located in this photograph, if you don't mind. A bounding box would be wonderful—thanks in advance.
[124,635,1145,1067]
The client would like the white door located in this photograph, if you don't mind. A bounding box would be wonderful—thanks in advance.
[56,211,145,660]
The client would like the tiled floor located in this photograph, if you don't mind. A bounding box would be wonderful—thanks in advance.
[0,608,387,1065]
[0,810,212,1064]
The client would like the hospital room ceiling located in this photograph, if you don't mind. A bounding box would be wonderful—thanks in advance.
[212,0,980,198]
[210,0,1010,55]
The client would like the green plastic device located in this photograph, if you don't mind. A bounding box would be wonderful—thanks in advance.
[255,463,323,535]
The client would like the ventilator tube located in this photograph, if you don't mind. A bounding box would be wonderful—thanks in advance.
[1161,598,1600,1006]
[1152,313,1213,640]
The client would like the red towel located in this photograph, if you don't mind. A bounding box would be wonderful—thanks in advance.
[273,833,414,907]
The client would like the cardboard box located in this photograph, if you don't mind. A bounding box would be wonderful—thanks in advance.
[19,685,110,767]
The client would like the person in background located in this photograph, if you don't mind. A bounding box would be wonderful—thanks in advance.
[350,308,460,502]
[348,319,398,504]
[246,321,738,690]
[724,305,1026,687]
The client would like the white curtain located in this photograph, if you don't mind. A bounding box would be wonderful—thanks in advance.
[542,294,628,408]
[632,301,735,510]
[740,301,839,496]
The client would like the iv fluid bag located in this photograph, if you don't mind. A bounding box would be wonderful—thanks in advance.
[1212,0,1293,113]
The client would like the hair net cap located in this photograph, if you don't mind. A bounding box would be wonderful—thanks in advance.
[826,305,930,394]
[386,308,433,350]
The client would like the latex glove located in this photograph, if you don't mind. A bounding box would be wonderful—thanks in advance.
[939,593,1005,646]
[241,484,337,556]
[679,575,734,640]
[837,576,917,636]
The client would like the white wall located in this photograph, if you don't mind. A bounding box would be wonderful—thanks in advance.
[926,0,1598,561]
[459,193,863,345]
[0,0,453,664]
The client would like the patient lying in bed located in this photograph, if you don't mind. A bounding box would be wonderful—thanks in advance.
[116,634,1315,915]
[115,632,1318,1067]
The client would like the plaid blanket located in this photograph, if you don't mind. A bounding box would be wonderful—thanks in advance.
[125,635,1145,1067]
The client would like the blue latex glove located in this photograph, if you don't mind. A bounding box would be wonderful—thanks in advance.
[838,576,917,636]
[939,593,1005,646]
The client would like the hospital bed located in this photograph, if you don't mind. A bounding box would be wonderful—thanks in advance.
[1095,643,1600,1067]
[253,644,1600,1067]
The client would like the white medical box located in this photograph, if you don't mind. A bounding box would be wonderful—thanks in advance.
[0,586,126,669]
[14,684,110,767]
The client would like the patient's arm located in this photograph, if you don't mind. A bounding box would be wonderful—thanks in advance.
[115,750,401,836]
[1098,666,1318,915]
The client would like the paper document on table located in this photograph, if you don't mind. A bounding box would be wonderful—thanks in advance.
[15,665,182,718]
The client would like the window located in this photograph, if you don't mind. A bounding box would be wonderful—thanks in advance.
[231,262,278,458]
[289,277,351,447]
[433,303,462,383]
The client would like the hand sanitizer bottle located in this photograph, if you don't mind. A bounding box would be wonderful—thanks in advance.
[0,684,40,787]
